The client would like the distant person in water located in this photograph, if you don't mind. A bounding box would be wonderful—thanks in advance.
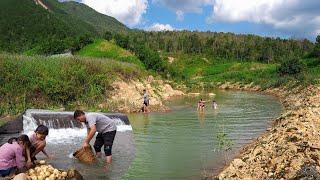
[27,125,52,162]
[143,89,150,113]
[0,135,31,177]
[74,110,117,165]
[212,100,218,110]
[197,99,205,111]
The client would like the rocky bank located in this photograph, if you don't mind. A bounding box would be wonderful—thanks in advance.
[101,76,184,113]
[214,83,320,179]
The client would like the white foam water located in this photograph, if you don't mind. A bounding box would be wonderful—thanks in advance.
[22,110,133,144]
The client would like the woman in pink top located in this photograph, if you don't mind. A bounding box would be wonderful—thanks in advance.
[0,135,31,177]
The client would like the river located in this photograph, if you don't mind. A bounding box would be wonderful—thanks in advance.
[0,90,282,179]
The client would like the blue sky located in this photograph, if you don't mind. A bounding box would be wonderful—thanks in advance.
[67,0,320,41]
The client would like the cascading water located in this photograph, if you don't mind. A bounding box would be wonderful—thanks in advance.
[23,109,132,137]
[20,109,135,180]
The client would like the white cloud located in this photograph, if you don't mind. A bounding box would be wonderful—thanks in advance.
[146,23,175,31]
[207,0,320,38]
[176,10,184,21]
[153,0,214,21]
[80,0,148,27]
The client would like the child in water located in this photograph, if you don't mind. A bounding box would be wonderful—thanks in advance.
[27,125,52,161]
[212,100,218,109]
[197,99,205,111]
[0,135,31,177]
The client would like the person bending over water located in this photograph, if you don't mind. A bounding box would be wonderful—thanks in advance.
[27,125,52,162]
[74,110,117,165]
[197,99,205,111]
[0,135,32,177]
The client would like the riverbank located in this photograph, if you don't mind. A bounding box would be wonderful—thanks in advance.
[213,83,320,179]
[0,54,184,127]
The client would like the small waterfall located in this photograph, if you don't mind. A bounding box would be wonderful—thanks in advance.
[22,109,132,143]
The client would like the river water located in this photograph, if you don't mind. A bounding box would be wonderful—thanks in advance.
[0,90,282,180]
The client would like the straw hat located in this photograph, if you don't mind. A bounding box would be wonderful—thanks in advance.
[73,146,96,164]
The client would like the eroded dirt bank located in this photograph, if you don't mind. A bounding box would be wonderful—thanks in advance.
[214,84,320,179]
[101,76,184,113]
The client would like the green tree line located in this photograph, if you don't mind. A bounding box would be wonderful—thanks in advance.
[125,31,315,63]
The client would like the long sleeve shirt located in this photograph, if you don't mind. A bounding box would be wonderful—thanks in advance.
[0,142,24,170]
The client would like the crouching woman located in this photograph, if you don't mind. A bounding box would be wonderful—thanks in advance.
[0,135,31,177]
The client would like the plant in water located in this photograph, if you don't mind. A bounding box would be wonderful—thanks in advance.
[216,129,233,165]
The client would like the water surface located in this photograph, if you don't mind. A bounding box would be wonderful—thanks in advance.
[0,90,282,179]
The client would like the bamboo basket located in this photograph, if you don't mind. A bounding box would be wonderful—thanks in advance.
[73,146,96,164]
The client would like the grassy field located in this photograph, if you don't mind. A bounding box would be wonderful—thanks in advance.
[166,53,320,89]
[0,53,146,119]
[76,39,144,67]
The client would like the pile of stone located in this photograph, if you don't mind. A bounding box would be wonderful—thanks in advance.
[10,160,83,180]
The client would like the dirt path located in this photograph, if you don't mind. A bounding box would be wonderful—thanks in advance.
[34,0,49,10]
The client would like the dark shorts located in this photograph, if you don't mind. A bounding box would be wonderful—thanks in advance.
[0,167,16,177]
[144,100,149,106]
[94,130,116,156]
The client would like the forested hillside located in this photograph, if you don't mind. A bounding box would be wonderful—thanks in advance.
[124,31,315,63]
[0,0,127,55]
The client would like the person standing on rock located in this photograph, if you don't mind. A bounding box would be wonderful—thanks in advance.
[143,89,150,113]
[73,110,117,165]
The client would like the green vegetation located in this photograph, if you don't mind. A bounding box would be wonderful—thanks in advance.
[161,53,320,89]
[126,31,314,63]
[112,34,166,72]
[216,129,233,164]
[0,0,127,55]
[77,39,143,67]
[0,53,145,117]
[0,0,319,123]
[278,58,305,76]
[43,0,128,34]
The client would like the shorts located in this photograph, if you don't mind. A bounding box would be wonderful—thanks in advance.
[94,130,116,156]
[0,167,16,177]
[144,100,149,106]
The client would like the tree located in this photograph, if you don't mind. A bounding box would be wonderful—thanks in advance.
[104,31,113,41]
[314,35,320,57]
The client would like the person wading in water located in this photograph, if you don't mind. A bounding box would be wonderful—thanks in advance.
[197,99,205,112]
[73,110,117,167]
[143,89,150,113]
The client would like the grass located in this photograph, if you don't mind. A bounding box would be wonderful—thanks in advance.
[76,39,144,67]
[0,53,146,118]
[166,53,320,89]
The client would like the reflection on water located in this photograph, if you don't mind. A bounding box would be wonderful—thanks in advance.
[0,90,282,180]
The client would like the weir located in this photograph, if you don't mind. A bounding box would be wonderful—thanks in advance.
[23,109,132,132]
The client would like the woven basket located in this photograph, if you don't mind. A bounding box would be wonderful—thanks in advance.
[73,146,96,164]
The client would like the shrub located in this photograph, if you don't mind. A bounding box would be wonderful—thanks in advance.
[277,58,305,76]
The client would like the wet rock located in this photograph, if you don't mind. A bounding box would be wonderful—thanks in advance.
[0,114,23,134]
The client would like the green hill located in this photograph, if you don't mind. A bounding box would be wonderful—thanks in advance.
[77,39,144,67]
[0,0,128,54]
[43,0,128,34]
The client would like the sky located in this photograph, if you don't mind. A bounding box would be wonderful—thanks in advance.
[64,0,320,41]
